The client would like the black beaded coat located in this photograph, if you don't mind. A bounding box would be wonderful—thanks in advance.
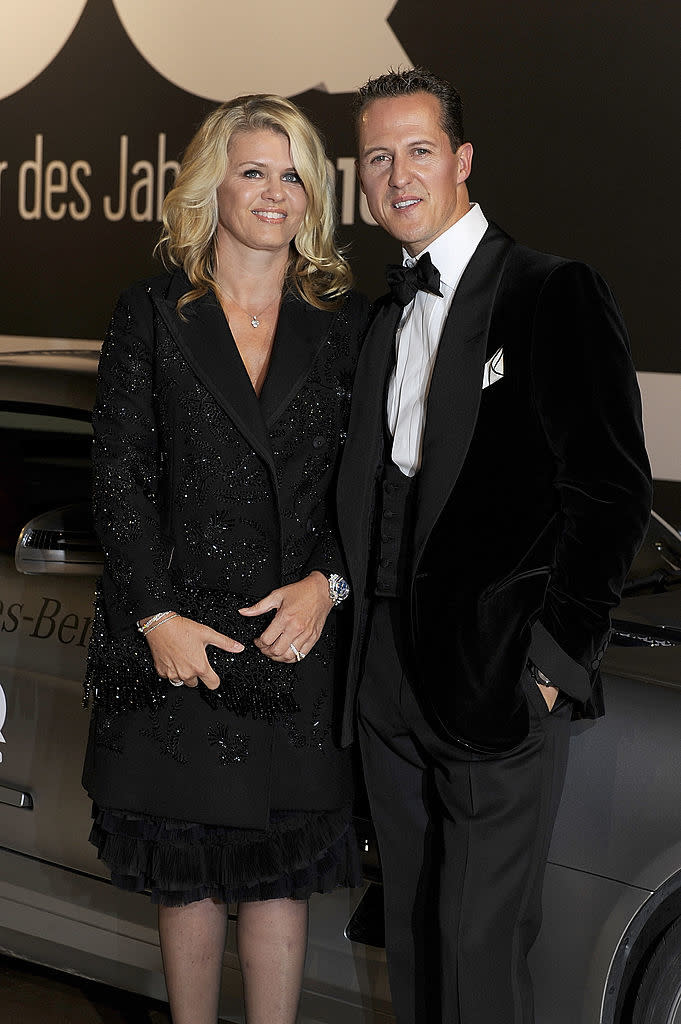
[82,269,368,827]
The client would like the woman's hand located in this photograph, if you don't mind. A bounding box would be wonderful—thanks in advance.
[142,615,244,689]
[238,571,333,663]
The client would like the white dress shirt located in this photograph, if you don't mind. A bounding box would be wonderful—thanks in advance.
[387,202,489,476]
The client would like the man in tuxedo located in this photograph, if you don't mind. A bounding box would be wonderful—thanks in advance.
[337,68,651,1024]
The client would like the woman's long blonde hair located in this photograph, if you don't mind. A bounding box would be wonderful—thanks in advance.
[158,95,352,314]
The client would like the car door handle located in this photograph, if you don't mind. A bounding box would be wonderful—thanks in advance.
[0,785,33,809]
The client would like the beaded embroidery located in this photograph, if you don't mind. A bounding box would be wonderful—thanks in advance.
[141,694,188,766]
[86,285,365,733]
[94,710,124,755]
[84,585,301,722]
[208,723,251,765]
[283,689,331,754]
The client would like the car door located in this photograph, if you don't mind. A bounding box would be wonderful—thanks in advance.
[0,402,105,876]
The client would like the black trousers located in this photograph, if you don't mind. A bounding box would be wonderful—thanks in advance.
[358,599,572,1024]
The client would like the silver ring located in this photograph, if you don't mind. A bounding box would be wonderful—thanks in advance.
[289,643,303,663]
[169,678,184,687]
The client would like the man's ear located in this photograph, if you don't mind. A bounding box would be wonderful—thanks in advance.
[457,142,474,184]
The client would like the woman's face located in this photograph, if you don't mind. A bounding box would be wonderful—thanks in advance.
[216,128,308,257]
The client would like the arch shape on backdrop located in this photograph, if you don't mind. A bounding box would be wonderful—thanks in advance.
[111,0,410,98]
[0,1,89,101]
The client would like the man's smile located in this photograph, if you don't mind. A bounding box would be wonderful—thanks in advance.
[392,198,422,210]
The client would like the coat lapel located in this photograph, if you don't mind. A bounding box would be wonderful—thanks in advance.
[413,225,515,570]
[154,272,274,468]
[258,293,336,427]
[337,298,401,587]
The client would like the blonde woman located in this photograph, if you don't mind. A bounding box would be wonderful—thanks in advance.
[83,95,367,1024]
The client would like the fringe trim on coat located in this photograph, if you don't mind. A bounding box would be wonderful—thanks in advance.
[83,586,304,722]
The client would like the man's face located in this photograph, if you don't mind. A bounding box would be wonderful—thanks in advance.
[357,92,473,257]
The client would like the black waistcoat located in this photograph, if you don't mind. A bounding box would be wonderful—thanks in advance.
[374,456,416,598]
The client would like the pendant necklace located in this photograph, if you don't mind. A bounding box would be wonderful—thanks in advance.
[221,290,280,328]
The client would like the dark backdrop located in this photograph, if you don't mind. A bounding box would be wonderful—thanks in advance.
[1,0,678,507]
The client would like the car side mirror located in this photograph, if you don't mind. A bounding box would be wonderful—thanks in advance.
[15,503,103,576]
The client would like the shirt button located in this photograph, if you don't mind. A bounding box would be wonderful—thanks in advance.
[380,558,392,568]
[313,435,326,449]
[383,509,394,518]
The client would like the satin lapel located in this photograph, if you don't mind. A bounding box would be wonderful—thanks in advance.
[413,226,515,570]
[154,276,273,469]
[258,295,334,427]
[337,299,401,584]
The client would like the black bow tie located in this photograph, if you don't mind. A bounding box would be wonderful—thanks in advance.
[386,251,443,307]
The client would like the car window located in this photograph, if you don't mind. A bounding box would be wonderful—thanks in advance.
[0,404,93,555]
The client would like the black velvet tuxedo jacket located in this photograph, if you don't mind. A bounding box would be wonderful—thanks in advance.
[337,223,652,751]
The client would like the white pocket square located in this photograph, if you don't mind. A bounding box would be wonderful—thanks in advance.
[482,347,504,390]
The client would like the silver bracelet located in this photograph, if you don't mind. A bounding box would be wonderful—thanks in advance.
[142,612,178,635]
[137,611,178,635]
[137,610,171,631]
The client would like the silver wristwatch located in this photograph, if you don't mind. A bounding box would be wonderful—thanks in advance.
[328,573,350,606]
[528,661,552,686]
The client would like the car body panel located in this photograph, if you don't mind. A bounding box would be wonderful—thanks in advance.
[0,553,97,872]
[549,660,681,891]
[0,346,98,412]
[529,862,651,1024]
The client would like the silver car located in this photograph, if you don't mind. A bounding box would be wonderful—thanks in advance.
[2,337,681,1023]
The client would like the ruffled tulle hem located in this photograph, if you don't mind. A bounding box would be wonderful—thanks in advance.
[89,804,361,907]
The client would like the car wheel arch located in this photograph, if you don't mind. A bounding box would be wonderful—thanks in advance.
[600,868,681,1023]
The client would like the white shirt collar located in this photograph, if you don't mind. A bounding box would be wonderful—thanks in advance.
[402,202,488,291]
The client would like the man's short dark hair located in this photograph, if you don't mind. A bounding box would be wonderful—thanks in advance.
[355,67,465,153]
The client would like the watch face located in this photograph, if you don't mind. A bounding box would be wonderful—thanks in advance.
[330,574,350,603]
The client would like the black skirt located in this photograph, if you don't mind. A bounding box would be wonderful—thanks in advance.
[89,803,361,907]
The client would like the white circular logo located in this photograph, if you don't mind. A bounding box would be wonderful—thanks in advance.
[0,2,89,101]
[1,1,410,104]
[112,0,410,99]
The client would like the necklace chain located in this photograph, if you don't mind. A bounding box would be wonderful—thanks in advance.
[221,289,280,328]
